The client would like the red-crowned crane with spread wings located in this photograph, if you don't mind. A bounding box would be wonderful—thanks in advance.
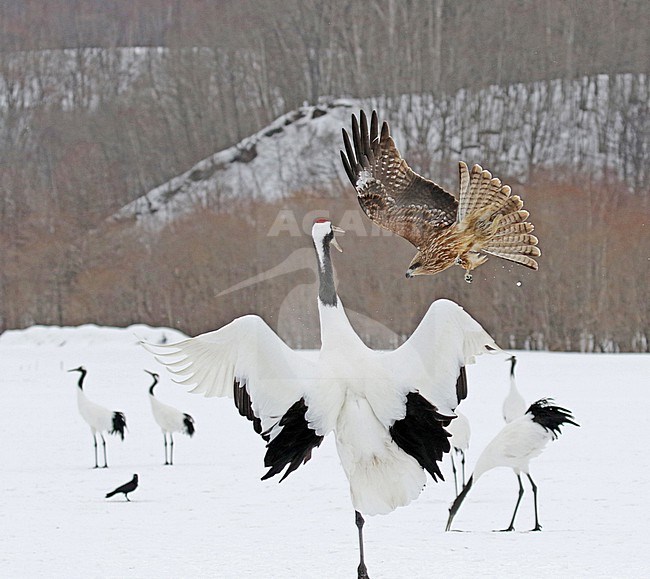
[340,110,540,282]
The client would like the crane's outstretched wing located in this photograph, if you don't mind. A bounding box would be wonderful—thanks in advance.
[382,299,500,415]
[144,314,318,446]
[340,110,458,249]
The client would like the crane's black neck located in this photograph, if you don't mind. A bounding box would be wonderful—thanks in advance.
[509,356,517,376]
[314,232,337,307]
[76,369,87,390]
[148,374,158,395]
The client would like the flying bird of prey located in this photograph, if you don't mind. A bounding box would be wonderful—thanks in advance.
[340,110,540,282]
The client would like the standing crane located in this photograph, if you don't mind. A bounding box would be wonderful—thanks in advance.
[67,366,126,468]
[146,370,195,465]
[146,219,499,578]
[446,398,579,532]
[503,355,526,423]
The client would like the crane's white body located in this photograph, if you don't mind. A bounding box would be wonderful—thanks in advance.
[149,393,189,434]
[502,356,526,423]
[315,301,426,514]
[77,387,115,434]
[473,412,553,481]
[502,381,526,423]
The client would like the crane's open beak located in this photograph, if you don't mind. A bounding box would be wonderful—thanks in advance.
[331,225,344,252]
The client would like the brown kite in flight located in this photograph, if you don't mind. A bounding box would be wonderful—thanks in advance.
[340,110,540,282]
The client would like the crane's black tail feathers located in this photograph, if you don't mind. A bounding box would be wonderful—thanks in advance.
[527,398,579,439]
[111,412,127,440]
[389,392,452,482]
[183,413,195,437]
[105,489,118,498]
[262,398,324,482]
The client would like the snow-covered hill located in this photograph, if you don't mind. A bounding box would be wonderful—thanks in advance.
[112,100,357,226]
[113,74,648,228]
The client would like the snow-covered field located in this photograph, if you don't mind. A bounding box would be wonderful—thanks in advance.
[1,324,648,578]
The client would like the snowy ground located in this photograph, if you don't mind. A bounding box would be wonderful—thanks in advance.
[1,324,648,578]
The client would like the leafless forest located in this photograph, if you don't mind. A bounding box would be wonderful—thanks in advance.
[0,1,648,351]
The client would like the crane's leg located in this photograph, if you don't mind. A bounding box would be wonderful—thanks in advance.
[125,493,130,502]
[92,432,99,469]
[163,433,169,465]
[527,474,542,531]
[169,433,174,466]
[450,453,459,497]
[100,433,108,468]
[460,450,466,488]
[355,511,370,579]
[499,474,524,532]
